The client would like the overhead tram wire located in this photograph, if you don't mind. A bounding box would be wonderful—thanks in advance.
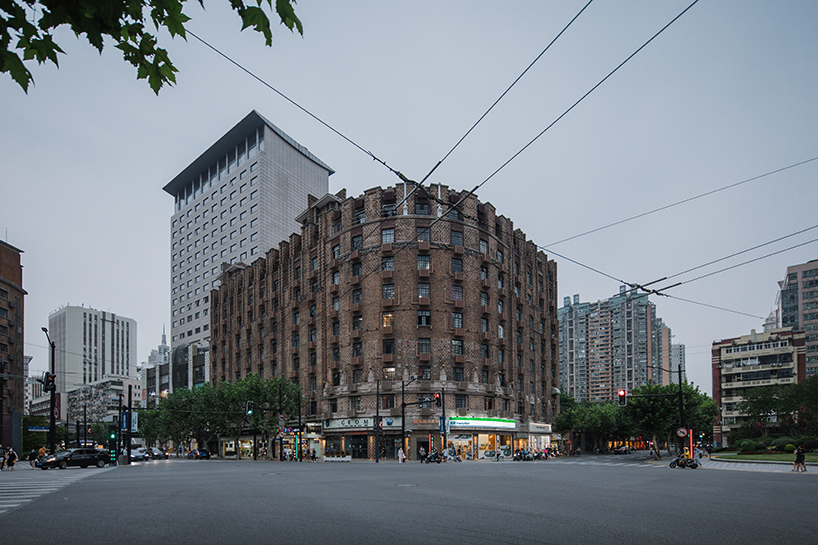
[624,223,818,296]
[440,0,701,217]
[546,155,818,247]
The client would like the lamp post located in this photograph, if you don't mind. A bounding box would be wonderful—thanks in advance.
[400,375,416,460]
[41,327,57,454]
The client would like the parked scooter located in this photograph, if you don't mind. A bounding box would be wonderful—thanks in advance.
[669,456,699,469]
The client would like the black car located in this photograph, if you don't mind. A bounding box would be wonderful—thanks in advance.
[187,448,210,459]
[39,448,108,469]
[613,446,630,455]
[149,447,168,460]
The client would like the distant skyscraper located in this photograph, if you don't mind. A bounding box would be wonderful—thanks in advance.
[670,343,687,384]
[777,259,818,375]
[163,111,333,351]
[558,287,671,402]
[47,305,137,393]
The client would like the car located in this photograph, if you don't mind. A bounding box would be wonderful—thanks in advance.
[149,447,168,460]
[187,448,211,460]
[39,448,108,470]
[130,449,150,462]
[613,446,630,455]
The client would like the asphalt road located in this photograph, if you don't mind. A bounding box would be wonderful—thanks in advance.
[2,454,814,544]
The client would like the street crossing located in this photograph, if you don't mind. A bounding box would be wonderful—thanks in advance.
[0,467,110,517]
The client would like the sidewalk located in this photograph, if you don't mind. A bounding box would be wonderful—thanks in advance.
[642,451,816,473]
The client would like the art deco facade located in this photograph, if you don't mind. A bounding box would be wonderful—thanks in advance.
[211,183,559,459]
[558,288,672,403]
[711,327,806,446]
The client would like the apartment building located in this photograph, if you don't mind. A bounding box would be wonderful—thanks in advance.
[777,259,818,376]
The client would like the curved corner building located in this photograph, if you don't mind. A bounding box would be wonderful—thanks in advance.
[211,183,559,460]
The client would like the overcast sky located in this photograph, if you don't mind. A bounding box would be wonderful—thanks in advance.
[2,1,816,394]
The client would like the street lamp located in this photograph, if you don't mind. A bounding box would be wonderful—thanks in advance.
[400,375,417,460]
[42,327,57,454]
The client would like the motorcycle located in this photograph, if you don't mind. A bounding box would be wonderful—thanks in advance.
[424,451,443,464]
[669,456,699,469]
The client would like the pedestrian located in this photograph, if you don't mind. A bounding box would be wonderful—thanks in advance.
[694,445,702,464]
[0,445,5,471]
[418,446,426,463]
[38,445,46,459]
[398,447,405,464]
[706,443,713,460]
[6,447,17,471]
[794,446,806,472]
[28,449,37,469]
[311,448,316,463]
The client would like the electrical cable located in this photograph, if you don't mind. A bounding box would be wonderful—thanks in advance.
[547,155,818,247]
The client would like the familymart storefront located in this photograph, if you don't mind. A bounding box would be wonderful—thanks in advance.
[447,417,516,460]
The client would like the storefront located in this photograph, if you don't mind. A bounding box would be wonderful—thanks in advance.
[447,417,516,460]
[323,416,404,460]
[526,422,552,451]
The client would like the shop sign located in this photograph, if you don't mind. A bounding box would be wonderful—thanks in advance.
[528,422,552,434]
[449,417,515,429]
[323,417,403,430]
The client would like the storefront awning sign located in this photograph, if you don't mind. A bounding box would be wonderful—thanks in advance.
[449,417,516,429]
[323,417,402,431]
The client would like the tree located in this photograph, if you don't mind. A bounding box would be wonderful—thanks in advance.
[739,386,784,438]
[1,0,302,93]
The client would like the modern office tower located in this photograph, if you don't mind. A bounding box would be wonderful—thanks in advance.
[777,259,818,376]
[47,305,137,393]
[211,183,560,460]
[712,327,806,446]
[559,287,669,402]
[670,343,687,384]
[163,111,333,351]
[0,240,26,447]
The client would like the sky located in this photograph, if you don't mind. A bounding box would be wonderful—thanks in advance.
[2,0,817,394]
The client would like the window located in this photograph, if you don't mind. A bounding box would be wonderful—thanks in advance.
[352,315,363,331]
[415,202,430,215]
[452,312,463,329]
[382,284,395,299]
[352,342,363,358]
[418,310,431,326]
[481,317,488,332]
[498,300,504,314]
[453,367,464,382]
[352,289,362,304]
[452,339,464,355]
[333,271,340,285]
[451,257,463,273]
[481,369,489,384]
[351,396,362,411]
[381,394,396,410]
[480,239,488,254]
[352,262,362,277]
[332,296,340,311]
[332,321,340,336]
[353,209,366,225]
[455,394,467,409]
[418,338,431,354]
[382,256,394,271]
[451,230,463,246]
[352,235,362,250]
[417,255,430,270]
[332,372,341,386]
[382,312,395,327]
[353,368,363,384]
[498,324,505,338]
[480,292,489,306]
[452,285,463,300]
[330,398,338,412]
[417,227,430,242]
[381,228,394,244]
[383,338,395,354]
[481,344,489,359]
[332,245,340,259]
[497,249,504,264]
[418,283,430,298]
[418,366,431,380]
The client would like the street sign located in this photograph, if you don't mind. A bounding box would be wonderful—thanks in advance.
[676,427,688,438]
[28,426,50,432]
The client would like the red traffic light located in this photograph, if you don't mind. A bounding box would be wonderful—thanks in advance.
[617,389,627,406]
[434,392,441,407]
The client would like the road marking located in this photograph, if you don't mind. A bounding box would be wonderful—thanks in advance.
[0,468,110,517]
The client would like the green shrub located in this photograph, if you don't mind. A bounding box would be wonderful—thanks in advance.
[739,439,757,453]
[754,441,767,452]
[784,444,796,453]
[772,437,795,451]
[803,438,818,451]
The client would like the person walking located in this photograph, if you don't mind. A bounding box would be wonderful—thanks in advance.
[6,447,17,471]
[398,447,405,464]
[0,445,5,471]
[28,449,37,469]
[794,446,806,472]
[418,446,426,463]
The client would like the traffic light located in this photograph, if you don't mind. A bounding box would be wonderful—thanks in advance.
[434,392,441,408]
[108,425,117,464]
[246,401,254,415]
[377,416,383,430]
[618,389,627,406]
[44,372,56,392]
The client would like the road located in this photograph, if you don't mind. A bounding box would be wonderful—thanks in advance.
[1,453,814,544]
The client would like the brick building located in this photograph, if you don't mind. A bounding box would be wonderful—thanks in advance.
[210,183,559,460]
[1,240,26,450]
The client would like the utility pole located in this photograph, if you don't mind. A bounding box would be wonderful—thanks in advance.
[441,388,447,453]
[375,380,380,463]
[126,384,132,464]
